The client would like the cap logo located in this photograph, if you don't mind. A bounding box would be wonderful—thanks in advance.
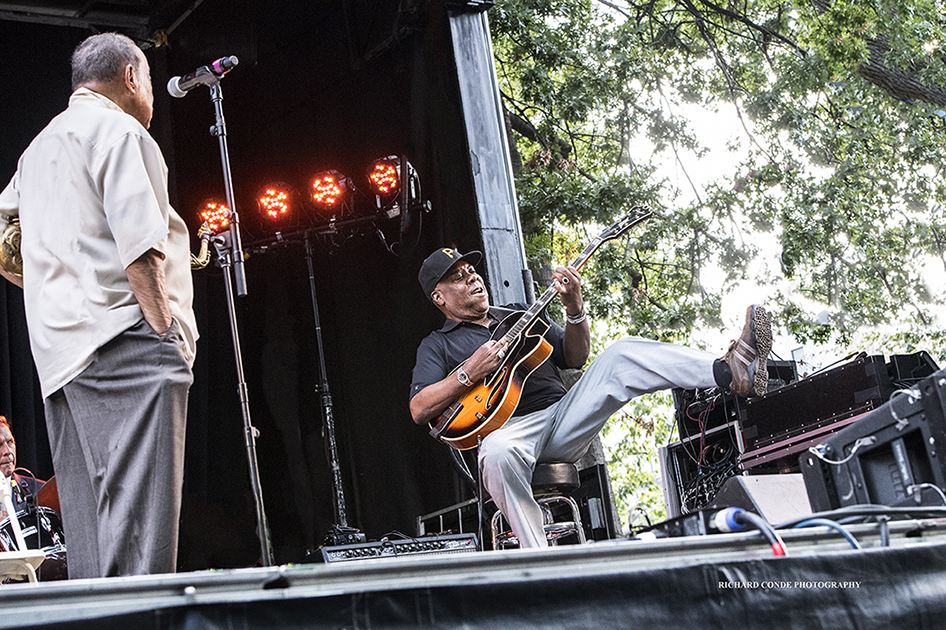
[441,248,455,258]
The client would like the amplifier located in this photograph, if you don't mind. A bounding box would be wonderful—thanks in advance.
[319,533,477,563]
[739,354,893,456]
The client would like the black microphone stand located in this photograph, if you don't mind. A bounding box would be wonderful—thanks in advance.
[206,77,274,567]
[303,233,348,528]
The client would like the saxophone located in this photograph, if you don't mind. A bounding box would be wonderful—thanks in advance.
[0,217,22,279]
[190,223,212,269]
[0,217,212,277]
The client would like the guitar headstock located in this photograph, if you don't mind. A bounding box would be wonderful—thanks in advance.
[600,206,654,242]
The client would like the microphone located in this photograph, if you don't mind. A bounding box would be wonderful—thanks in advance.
[14,478,34,513]
[167,56,239,98]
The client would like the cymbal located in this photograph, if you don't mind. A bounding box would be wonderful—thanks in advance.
[35,476,60,515]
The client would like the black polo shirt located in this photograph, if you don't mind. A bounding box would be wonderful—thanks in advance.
[410,304,569,417]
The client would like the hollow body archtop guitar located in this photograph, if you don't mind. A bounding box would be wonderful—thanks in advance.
[429,207,653,450]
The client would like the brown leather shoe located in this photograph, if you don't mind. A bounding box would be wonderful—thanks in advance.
[721,305,772,397]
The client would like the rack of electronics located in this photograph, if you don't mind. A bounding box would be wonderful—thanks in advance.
[660,351,941,518]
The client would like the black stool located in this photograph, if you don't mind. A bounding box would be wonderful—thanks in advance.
[490,461,587,549]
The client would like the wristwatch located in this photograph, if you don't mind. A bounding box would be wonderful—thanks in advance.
[456,367,473,386]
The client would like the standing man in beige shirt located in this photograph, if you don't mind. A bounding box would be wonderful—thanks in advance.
[0,32,198,578]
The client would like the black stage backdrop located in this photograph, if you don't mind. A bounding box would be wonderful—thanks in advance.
[0,0,486,568]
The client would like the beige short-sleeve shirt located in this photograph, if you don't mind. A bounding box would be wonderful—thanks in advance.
[0,88,197,397]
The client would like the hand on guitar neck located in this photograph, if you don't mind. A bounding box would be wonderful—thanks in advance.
[551,265,590,368]
[551,265,583,313]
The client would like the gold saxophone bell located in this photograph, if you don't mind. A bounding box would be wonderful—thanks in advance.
[190,223,213,269]
[0,216,23,279]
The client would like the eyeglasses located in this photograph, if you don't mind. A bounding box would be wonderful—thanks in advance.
[445,265,478,284]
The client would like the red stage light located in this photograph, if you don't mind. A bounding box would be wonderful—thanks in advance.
[311,170,353,220]
[199,200,230,233]
[368,158,400,197]
[258,183,294,221]
[311,170,351,208]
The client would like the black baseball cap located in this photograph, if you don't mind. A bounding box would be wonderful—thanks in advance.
[418,248,482,301]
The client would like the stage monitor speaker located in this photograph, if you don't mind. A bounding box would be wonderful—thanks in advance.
[800,368,946,512]
[319,533,477,563]
[708,474,812,525]
[888,351,939,384]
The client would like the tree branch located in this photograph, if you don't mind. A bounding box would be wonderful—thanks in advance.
[634,250,671,311]
[879,269,930,327]
[858,37,946,107]
[694,0,806,56]
[656,80,704,204]
[594,0,630,20]
[929,224,946,274]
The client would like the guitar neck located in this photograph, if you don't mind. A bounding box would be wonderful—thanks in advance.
[497,206,652,344]
[499,236,606,344]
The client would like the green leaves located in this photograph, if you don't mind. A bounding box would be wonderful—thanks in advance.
[491,0,946,521]
[599,394,676,526]
[492,0,946,360]
[797,0,873,73]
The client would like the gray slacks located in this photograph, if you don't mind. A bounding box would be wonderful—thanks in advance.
[45,319,192,579]
[479,336,717,548]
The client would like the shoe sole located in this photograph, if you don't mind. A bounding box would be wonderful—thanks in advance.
[749,306,772,396]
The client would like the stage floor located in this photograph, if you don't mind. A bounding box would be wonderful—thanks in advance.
[2,518,946,629]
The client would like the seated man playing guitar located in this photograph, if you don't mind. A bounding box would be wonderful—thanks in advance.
[410,246,771,549]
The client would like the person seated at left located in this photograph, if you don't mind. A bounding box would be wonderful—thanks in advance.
[0,415,45,517]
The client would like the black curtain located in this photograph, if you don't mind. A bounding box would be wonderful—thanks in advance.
[0,0,486,568]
